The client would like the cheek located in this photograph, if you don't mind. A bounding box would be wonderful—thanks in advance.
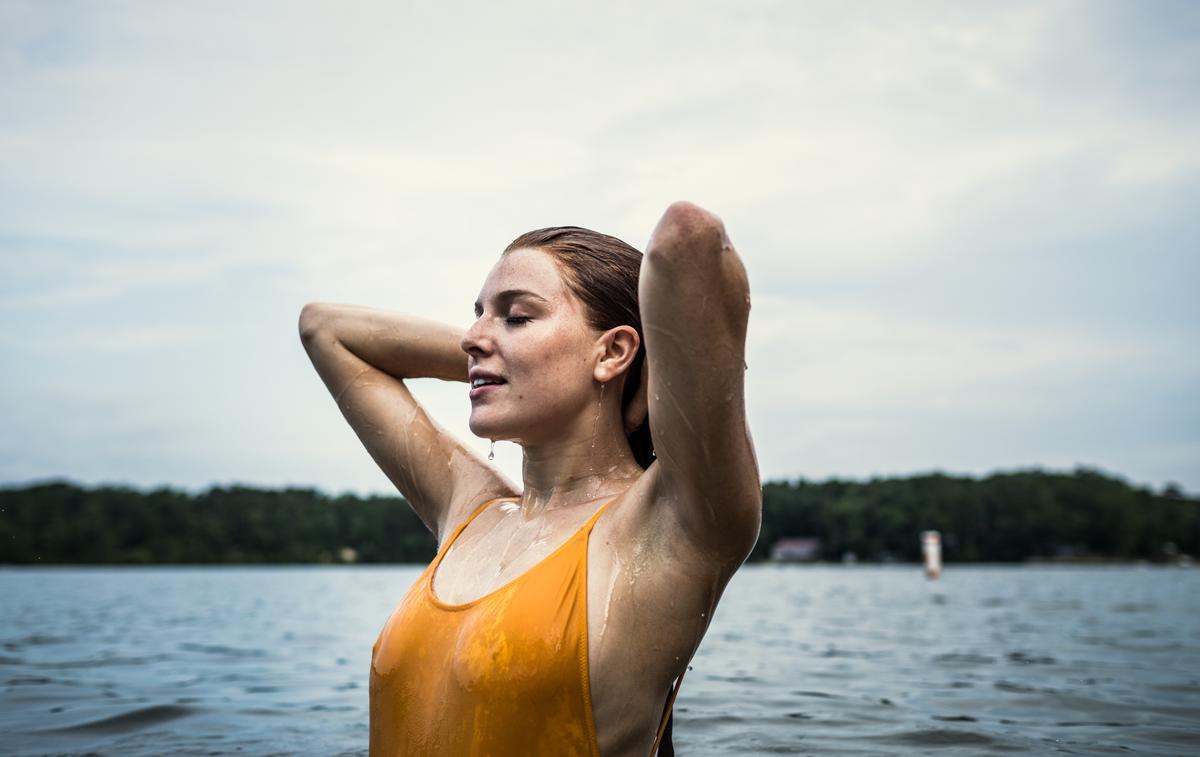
[505,329,593,401]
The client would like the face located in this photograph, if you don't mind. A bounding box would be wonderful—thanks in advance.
[461,247,601,444]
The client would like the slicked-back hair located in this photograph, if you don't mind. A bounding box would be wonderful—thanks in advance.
[502,226,655,470]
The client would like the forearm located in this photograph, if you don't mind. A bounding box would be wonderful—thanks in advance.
[298,303,467,382]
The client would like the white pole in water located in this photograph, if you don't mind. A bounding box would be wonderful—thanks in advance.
[921,530,942,579]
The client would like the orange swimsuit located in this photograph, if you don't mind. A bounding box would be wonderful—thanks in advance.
[369,496,684,757]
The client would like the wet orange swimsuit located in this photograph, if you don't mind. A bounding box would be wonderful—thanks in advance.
[369,496,684,756]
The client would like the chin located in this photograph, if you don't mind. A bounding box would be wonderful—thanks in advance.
[468,410,513,441]
[469,400,568,445]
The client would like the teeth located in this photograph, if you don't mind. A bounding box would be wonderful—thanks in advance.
[472,378,502,388]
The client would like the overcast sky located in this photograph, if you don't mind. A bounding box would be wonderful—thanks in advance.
[2,0,1197,497]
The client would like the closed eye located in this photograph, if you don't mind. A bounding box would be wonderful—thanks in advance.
[506,316,531,326]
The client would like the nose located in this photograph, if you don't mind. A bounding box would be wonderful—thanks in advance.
[460,316,492,357]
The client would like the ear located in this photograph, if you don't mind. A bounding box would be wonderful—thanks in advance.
[593,325,639,384]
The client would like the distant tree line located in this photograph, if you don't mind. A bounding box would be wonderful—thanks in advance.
[0,483,436,565]
[751,466,1196,563]
[0,466,1194,565]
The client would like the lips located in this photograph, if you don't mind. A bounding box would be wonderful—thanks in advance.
[468,381,505,400]
[468,369,507,400]
[469,368,505,386]
[469,377,506,388]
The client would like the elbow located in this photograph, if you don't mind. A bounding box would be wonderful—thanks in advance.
[645,201,730,265]
[298,302,329,343]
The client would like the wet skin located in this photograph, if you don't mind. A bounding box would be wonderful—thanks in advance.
[300,201,761,756]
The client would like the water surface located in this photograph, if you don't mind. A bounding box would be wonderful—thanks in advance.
[1,565,1197,755]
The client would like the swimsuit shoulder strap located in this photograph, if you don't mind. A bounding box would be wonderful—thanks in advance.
[584,496,618,531]
[439,495,515,554]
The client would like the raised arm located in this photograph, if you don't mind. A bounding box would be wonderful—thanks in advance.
[639,202,762,562]
[298,304,516,541]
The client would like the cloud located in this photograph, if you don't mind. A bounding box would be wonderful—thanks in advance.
[0,0,1197,495]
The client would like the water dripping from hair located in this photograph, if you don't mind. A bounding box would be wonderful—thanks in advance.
[589,382,605,451]
[585,381,607,501]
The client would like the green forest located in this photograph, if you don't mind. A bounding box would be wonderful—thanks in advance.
[0,466,1195,565]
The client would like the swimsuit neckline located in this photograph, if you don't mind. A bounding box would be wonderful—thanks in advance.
[426,496,616,610]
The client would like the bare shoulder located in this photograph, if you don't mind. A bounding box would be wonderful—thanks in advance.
[602,464,758,584]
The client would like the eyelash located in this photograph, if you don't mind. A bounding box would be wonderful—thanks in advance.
[472,312,532,325]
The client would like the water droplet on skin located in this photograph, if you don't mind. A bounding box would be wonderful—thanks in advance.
[590,382,605,450]
[488,440,495,461]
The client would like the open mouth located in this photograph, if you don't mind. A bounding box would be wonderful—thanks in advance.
[470,378,507,389]
[469,378,506,399]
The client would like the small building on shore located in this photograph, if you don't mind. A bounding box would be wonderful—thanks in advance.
[770,537,822,562]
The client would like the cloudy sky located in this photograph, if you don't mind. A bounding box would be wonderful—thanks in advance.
[2,1,1197,497]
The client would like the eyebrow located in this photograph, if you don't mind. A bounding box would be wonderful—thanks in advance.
[474,289,549,315]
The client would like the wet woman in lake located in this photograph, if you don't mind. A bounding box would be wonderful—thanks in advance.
[299,201,761,756]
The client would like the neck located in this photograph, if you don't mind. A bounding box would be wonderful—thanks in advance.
[514,388,643,517]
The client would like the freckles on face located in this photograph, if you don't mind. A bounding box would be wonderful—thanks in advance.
[491,250,590,368]
[467,247,599,434]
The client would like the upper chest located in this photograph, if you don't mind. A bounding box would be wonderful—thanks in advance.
[431,494,727,670]
[432,500,603,604]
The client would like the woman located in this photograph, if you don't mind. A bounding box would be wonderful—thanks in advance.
[299,201,761,756]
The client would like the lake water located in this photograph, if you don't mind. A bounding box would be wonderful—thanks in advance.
[1,565,1197,756]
